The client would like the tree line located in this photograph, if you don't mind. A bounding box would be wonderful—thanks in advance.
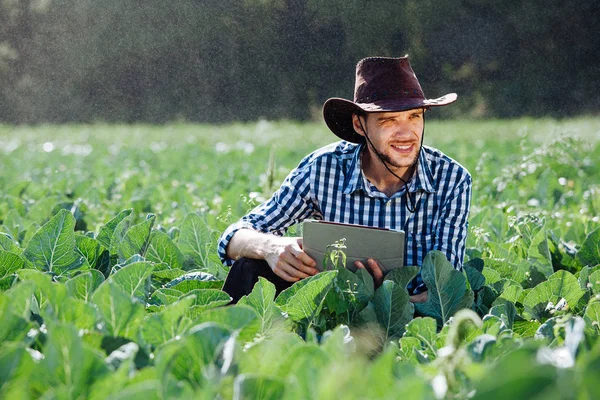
[1,0,598,124]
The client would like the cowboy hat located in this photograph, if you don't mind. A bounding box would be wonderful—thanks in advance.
[323,56,457,143]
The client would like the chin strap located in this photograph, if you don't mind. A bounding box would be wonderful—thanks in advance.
[358,113,425,213]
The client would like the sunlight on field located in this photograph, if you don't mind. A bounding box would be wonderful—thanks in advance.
[0,118,599,399]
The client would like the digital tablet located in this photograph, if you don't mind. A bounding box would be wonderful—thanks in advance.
[302,220,405,273]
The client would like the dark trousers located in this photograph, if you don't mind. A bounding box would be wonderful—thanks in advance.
[222,258,293,304]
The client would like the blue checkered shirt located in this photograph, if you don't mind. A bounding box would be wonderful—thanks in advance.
[218,141,471,294]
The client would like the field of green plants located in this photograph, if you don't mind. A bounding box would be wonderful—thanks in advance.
[1,118,599,399]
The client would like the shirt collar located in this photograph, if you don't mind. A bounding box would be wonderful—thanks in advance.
[409,146,435,194]
[342,144,365,195]
[343,144,435,195]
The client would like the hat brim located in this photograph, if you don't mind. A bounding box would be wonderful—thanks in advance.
[322,93,457,143]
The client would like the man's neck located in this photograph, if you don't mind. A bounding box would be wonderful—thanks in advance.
[360,147,416,197]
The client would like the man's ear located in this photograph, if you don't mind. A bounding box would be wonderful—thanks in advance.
[352,114,366,137]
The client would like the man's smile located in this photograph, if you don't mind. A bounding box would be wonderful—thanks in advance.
[390,143,415,153]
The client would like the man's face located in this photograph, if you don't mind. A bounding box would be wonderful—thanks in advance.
[352,109,424,171]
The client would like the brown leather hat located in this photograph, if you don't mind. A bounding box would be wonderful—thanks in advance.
[323,56,457,143]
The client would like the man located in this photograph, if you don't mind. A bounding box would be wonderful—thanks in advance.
[218,56,471,303]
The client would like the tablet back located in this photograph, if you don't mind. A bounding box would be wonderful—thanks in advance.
[302,220,405,273]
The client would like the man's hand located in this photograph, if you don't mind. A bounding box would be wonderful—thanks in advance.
[355,258,384,288]
[264,237,319,283]
[355,258,428,303]
[226,229,318,283]
[409,291,428,303]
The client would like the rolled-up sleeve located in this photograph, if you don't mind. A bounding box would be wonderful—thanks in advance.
[217,158,318,265]
[435,175,472,270]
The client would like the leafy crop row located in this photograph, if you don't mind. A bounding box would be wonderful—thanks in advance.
[0,120,599,399]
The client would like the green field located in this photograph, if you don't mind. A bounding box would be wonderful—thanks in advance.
[1,118,599,399]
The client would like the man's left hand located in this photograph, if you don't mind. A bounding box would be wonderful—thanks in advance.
[354,258,384,288]
[354,259,428,303]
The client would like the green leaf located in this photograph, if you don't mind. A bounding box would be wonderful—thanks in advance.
[14,269,78,324]
[0,292,31,343]
[117,215,155,262]
[0,345,28,393]
[355,267,375,294]
[2,209,24,244]
[0,250,26,278]
[464,265,486,292]
[91,281,145,339]
[155,323,231,390]
[23,209,87,276]
[324,267,372,316]
[145,230,184,269]
[108,211,136,256]
[27,196,60,226]
[471,348,557,400]
[103,261,155,302]
[320,324,355,358]
[149,288,183,307]
[481,267,502,285]
[483,258,546,289]
[276,271,337,325]
[50,297,98,331]
[445,309,483,349]
[404,317,438,356]
[194,304,260,343]
[384,265,420,290]
[184,289,232,319]
[0,233,20,253]
[414,251,474,327]
[584,301,600,334]
[488,302,517,330]
[178,213,215,268]
[238,333,305,376]
[268,344,329,398]
[493,280,524,305]
[4,280,37,320]
[76,235,104,269]
[577,227,600,267]
[0,275,17,290]
[97,209,133,249]
[239,278,287,335]
[522,270,587,321]
[65,270,105,302]
[141,296,196,347]
[465,257,484,272]
[578,266,593,289]
[38,322,109,399]
[512,320,541,337]
[150,268,186,291]
[588,270,600,294]
[527,224,554,278]
[397,336,420,363]
[233,374,286,400]
[466,334,497,362]
[474,286,498,315]
[371,280,414,342]
[165,271,221,292]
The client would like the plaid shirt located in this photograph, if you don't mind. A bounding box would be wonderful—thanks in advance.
[218,141,471,294]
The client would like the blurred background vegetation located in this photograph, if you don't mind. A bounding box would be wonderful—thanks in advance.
[1,0,598,124]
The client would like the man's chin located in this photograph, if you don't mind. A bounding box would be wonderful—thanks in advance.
[389,155,419,169]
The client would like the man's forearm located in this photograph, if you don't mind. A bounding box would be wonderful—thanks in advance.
[226,228,318,282]
[226,228,274,261]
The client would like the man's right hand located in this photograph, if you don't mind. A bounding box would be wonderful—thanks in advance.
[264,237,319,282]
[226,229,319,283]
